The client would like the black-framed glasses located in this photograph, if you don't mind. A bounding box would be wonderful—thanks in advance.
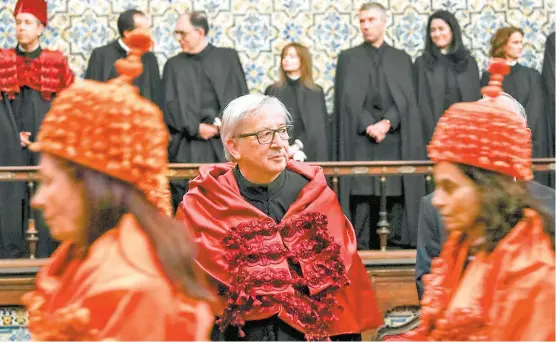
[237,125,293,144]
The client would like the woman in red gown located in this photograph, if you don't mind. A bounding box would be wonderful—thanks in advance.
[22,29,214,340]
[405,59,555,340]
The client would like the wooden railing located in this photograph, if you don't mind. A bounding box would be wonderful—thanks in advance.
[0,159,554,256]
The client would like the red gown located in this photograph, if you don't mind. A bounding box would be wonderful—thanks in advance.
[405,209,555,340]
[23,214,213,341]
[177,161,383,340]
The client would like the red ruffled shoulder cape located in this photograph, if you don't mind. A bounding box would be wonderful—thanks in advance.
[23,214,213,341]
[177,161,383,339]
[0,48,74,100]
[404,209,555,340]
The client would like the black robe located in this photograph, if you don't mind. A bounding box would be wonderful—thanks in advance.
[210,166,360,341]
[333,43,427,247]
[162,44,248,209]
[264,78,329,161]
[481,64,550,186]
[413,55,481,143]
[0,46,73,258]
[162,44,248,164]
[542,32,555,188]
[85,40,161,105]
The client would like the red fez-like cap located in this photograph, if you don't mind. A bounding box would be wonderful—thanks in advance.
[428,58,533,180]
[14,0,47,26]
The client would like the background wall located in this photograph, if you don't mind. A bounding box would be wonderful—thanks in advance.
[0,0,554,110]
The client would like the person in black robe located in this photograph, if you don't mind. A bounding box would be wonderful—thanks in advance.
[481,27,550,186]
[542,32,555,188]
[333,2,427,250]
[413,10,481,144]
[84,9,160,105]
[0,0,74,258]
[264,43,328,162]
[161,11,248,211]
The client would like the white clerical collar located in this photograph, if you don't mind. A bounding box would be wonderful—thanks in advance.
[507,59,517,66]
[117,38,131,54]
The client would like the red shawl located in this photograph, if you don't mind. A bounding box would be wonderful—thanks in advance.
[0,48,74,100]
[177,161,383,339]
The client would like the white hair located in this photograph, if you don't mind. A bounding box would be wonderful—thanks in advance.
[220,94,292,161]
[482,92,527,124]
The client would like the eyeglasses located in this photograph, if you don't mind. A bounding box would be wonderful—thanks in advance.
[237,125,293,145]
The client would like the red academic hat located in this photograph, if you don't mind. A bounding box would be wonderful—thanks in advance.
[14,0,48,26]
[428,58,533,180]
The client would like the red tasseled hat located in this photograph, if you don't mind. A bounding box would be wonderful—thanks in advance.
[14,0,47,26]
[427,58,533,180]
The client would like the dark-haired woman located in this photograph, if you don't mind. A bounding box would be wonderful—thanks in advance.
[413,10,481,144]
[22,29,213,340]
[481,26,550,186]
[265,43,328,162]
[405,61,555,340]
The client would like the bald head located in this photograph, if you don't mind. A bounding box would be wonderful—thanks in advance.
[480,92,527,126]
[174,11,209,53]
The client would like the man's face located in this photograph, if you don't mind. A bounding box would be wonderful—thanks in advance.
[226,106,290,182]
[174,15,203,53]
[359,9,386,44]
[15,12,43,46]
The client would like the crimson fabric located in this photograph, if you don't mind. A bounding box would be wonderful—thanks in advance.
[13,0,47,25]
[428,100,533,180]
[0,48,74,100]
[404,209,555,340]
[177,161,383,338]
[23,214,213,340]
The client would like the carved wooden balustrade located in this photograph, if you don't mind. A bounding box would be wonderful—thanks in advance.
[1,159,553,256]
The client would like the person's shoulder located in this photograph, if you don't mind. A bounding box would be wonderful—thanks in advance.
[40,49,71,64]
[338,44,364,58]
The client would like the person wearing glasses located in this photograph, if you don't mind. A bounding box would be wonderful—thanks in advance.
[161,11,248,211]
[176,94,383,341]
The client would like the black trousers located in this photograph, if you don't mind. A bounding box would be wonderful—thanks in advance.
[211,316,362,341]
[350,195,404,250]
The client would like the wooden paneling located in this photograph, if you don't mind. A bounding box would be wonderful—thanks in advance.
[0,250,418,341]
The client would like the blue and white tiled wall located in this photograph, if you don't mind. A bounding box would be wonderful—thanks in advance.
[0,0,554,110]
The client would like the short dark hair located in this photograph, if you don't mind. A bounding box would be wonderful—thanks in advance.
[117,9,145,37]
[188,11,209,36]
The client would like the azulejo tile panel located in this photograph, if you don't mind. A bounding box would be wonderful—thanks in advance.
[1,0,554,111]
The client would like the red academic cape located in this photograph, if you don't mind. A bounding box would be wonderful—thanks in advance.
[23,214,213,341]
[404,209,555,340]
[177,161,383,339]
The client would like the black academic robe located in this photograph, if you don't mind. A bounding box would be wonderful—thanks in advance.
[210,166,360,342]
[0,46,74,258]
[542,33,555,160]
[85,40,161,105]
[415,181,555,299]
[333,43,427,247]
[481,64,550,186]
[413,55,481,143]
[264,78,329,161]
[162,44,248,164]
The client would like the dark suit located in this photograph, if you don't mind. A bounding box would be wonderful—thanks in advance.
[415,181,555,299]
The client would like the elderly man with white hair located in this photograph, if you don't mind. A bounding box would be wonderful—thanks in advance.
[177,94,382,341]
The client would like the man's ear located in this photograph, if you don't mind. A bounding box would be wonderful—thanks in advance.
[226,138,241,161]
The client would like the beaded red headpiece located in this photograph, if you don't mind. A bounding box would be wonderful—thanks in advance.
[14,0,47,26]
[30,29,172,214]
[427,58,533,180]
